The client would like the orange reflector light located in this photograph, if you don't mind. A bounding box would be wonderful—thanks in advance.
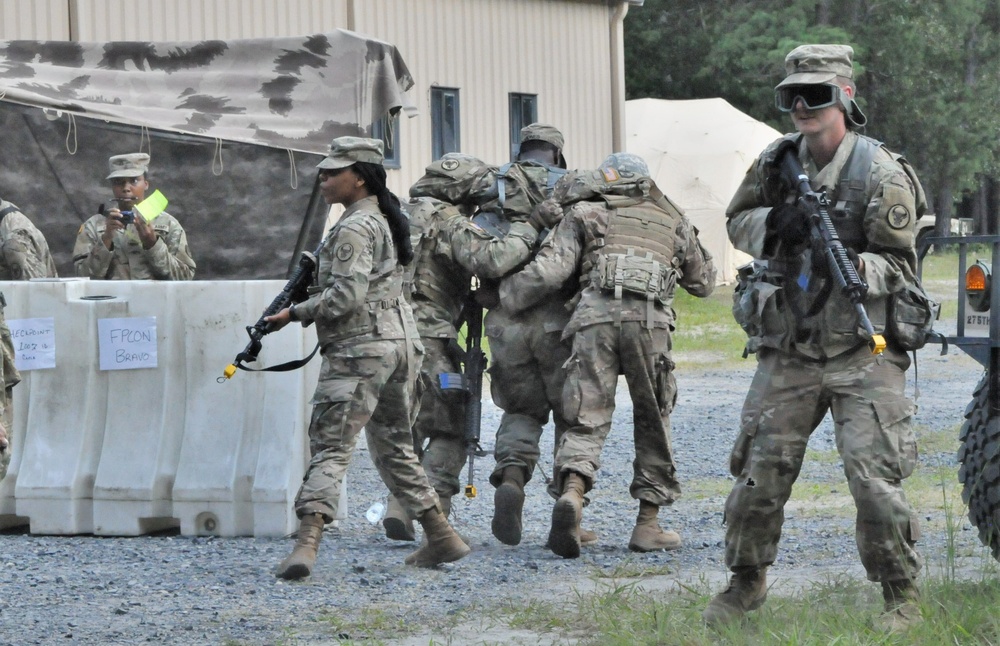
[967,264,988,292]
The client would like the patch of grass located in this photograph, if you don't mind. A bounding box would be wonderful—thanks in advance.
[592,558,678,579]
[672,287,748,367]
[484,558,1000,645]
[314,605,413,644]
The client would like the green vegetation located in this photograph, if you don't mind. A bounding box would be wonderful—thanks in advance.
[672,287,748,367]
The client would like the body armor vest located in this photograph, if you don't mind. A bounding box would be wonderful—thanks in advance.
[580,195,681,310]
[403,199,469,316]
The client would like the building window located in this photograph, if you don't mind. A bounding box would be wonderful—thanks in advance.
[431,87,460,160]
[371,111,400,169]
[509,93,538,161]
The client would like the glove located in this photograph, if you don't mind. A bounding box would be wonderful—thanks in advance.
[527,199,564,232]
[765,202,810,249]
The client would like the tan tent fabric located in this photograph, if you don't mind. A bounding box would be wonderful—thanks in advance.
[625,98,782,283]
[0,30,414,154]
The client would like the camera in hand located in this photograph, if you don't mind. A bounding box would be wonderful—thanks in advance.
[119,210,135,225]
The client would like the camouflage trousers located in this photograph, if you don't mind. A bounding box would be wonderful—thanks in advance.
[724,345,923,582]
[554,321,681,505]
[413,337,466,499]
[485,302,572,491]
[294,337,439,523]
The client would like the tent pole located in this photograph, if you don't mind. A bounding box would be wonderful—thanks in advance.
[288,174,324,277]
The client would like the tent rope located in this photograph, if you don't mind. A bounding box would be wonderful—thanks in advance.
[139,126,152,156]
[287,149,298,189]
[212,139,224,176]
[65,113,78,154]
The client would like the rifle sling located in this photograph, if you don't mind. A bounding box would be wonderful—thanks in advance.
[236,342,320,373]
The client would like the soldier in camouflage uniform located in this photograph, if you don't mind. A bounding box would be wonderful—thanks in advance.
[265,137,468,578]
[483,124,584,547]
[702,45,924,631]
[500,154,716,558]
[72,153,196,280]
[0,301,19,481]
[376,153,553,540]
[0,198,58,279]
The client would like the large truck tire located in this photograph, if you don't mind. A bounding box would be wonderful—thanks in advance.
[957,370,1000,560]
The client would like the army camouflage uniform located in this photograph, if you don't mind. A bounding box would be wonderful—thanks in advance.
[402,188,540,501]
[482,126,573,498]
[73,153,196,280]
[0,200,59,279]
[0,302,19,480]
[290,193,432,522]
[73,211,195,280]
[715,46,924,625]
[500,169,716,555]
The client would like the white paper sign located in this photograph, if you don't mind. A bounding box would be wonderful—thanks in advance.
[7,317,56,370]
[98,317,158,370]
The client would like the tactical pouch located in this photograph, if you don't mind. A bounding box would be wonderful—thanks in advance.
[731,261,786,354]
[886,279,939,351]
[595,252,670,303]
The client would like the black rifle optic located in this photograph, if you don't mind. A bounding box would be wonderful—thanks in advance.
[221,241,325,380]
[777,144,886,354]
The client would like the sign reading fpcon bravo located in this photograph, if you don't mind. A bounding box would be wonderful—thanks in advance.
[98,317,158,370]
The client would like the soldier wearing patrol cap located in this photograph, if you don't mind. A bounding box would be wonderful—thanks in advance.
[72,152,196,280]
[703,44,927,631]
[264,136,469,575]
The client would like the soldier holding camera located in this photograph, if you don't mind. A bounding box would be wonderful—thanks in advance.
[72,153,196,280]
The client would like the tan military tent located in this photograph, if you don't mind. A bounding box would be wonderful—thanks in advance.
[0,31,414,278]
[625,98,783,284]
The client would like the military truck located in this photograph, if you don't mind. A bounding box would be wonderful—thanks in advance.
[921,233,1000,559]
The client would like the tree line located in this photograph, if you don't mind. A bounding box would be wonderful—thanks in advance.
[624,0,1000,235]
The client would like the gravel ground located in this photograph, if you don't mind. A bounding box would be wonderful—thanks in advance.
[0,340,991,645]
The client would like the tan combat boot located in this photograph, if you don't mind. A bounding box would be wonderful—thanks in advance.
[628,500,682,552]
[275,513,325,580]
[702,567,768,627]
[492,466,527,545]
[404,507,471,568]
[548,472,586,559]
[382,494,416,542]
[875,579,922,632]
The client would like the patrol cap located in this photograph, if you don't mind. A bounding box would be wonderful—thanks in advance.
[519,122,565,149]
[601,152,649,177]
[776,44,855,89]
[519,122,567,168]
[316,136,384,170]
[106,153,150,179]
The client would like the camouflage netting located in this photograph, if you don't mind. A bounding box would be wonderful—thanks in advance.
[0,31,414,279]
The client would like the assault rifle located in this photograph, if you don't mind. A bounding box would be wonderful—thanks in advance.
[777,144,887,354]
[439,289,488,498]
[221,241,325,380]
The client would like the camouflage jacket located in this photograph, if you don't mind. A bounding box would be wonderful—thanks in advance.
[403,197,539,339]
[72,211,196,280]
[727,130,921,358]
[499,195,716,338]
[0,200,58,280]
[295,196,417,348]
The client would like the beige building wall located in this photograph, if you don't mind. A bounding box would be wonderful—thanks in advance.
[0,0,638,195]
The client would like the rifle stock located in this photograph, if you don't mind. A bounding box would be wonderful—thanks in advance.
[778,148,886,354]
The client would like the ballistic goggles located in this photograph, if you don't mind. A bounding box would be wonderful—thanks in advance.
[775,83,847,112]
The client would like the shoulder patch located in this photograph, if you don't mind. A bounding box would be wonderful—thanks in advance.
[887,204,912,230]
[336,243,355,262]
[440,159,460,171]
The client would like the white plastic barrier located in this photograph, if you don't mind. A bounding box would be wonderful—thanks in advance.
[0,279,346,537]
